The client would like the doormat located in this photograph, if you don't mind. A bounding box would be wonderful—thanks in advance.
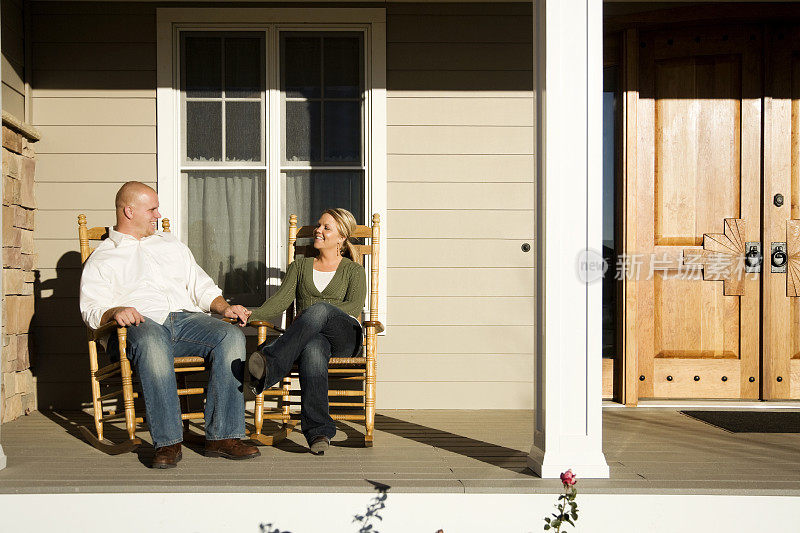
[680,411,800,433]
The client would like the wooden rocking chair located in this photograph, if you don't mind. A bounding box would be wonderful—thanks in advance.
[249,213,383,447]
[77,214,209,454]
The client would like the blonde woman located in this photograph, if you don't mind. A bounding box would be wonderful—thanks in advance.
[247,208,366,455]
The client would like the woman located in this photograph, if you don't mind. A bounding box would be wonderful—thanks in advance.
[247,208,366,455]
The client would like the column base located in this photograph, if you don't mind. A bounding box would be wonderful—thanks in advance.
[0,445,6,470]
[527,445,610,479]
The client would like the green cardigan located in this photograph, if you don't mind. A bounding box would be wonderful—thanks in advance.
[249,256,366,321]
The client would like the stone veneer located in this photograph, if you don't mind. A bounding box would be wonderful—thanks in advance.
[1,112,39,423]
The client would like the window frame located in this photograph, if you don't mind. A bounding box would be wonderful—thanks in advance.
[157,8,387,329]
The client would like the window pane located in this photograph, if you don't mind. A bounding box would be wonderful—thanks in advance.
[284,37,321,98]
[225,37,262,98]
[602,65,618,360]
[285,101,321,162]
[285,170,364,228]
[324,101,360,162]
[183,170,267,306]
[186,101,222,162]
[324,37,360,98]
[226,101,261,162]
[185,36,222,98]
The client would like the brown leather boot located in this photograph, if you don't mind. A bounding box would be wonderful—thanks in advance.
[204,439,260,460]
[152,443,182,469]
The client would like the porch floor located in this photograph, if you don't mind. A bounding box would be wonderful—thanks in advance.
[1,408,799,494]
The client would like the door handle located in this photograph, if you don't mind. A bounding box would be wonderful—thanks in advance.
[771,242,787,273]
[745,243,762,273]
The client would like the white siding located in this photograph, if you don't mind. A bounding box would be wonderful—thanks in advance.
[2,0,25,119]
[30,2,158,409]
[383,2,534,409]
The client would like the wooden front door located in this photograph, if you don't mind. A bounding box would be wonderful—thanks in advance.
[625,26,763,401]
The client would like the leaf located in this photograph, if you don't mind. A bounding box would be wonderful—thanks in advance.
[544,525,550,530]
[545,518,551,523]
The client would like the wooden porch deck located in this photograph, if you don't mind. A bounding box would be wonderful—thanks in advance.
[0,408,799,494]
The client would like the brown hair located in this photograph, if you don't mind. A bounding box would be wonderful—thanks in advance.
[323,208,360,263]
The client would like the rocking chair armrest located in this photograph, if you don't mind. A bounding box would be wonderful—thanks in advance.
[362,320,384,334]
[249,320,286,333]
[90,321,123,340]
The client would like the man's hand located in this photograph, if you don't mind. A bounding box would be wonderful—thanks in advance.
[223,304,251,326]
[102,306,146,327]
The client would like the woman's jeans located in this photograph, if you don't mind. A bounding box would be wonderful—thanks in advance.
[258,302,362,444]
[108,311,246,449]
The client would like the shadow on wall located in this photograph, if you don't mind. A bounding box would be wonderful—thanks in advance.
[31,251,86,411]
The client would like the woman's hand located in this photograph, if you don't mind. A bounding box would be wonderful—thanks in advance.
[223,304,252,326]
[210,295,251,326]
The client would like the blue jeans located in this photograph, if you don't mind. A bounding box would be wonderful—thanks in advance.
[108,312,246,448]
[259,303,362,444]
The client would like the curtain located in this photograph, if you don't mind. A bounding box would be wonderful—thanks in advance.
[185,170,266,306]
[285,169,364,228]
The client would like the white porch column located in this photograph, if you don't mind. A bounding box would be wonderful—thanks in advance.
[527,0,609,478]
[0,0,7,471]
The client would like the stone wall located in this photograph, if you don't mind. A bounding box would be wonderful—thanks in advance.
[1,112,39,423]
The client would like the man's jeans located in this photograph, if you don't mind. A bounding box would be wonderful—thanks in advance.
[258,303,362,444]
[108,312,246,448]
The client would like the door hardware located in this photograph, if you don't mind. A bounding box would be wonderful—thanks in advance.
[771,242,788,273]
[774,193,784,207]
[745,242,761,273]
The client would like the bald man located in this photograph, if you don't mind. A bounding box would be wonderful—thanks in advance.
[80,181,259,468]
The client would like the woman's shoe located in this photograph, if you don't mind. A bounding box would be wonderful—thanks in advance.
[247,351,267,395]
[309,436,330,455]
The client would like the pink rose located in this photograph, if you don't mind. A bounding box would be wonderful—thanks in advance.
[560,469,577,486]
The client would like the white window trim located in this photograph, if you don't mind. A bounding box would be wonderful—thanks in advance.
[156,8,388,330]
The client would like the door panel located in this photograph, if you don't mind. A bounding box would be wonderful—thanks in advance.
[632,27,762,399]
[764,27,800,399]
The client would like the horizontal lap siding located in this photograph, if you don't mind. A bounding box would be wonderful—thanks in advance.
[384,3,534,409]
[2,0,25,119]
[29,2,535,411]
[30,2,157,410]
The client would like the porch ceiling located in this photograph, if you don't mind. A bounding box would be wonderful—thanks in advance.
[0,409,799,494]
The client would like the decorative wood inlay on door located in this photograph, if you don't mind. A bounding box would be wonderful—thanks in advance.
[786,220,800,297]
[682,218,746,296]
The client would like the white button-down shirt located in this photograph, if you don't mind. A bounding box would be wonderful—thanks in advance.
[79,228,223,329]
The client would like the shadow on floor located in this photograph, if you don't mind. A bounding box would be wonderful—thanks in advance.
[39,409,138,445]
[374,413,534,476]
[38,410,534,476]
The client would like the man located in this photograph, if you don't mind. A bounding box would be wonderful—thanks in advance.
[80,181,259,468]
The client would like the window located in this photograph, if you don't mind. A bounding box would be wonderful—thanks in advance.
[157,9,387,325]
[602,64,618,360]
[180,32,267,306]
[281,33,365,233]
